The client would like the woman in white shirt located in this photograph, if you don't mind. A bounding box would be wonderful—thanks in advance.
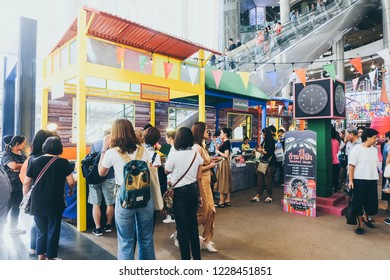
[348,128,380,235]
[98,119,155,260]
[165,127,203,260]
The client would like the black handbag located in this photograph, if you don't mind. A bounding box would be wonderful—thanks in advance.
[345,194,357,225]
[210,169,218,184]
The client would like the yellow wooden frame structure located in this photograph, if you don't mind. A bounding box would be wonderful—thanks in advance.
[41,9,208,231]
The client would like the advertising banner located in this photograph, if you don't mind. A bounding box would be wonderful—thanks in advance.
[233,98,248,111]
[283,130,317,217]
[140,83,170,102]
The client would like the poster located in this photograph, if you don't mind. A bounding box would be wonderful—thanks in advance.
[283,130,317,217]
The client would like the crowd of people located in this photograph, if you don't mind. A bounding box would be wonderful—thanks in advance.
[1,119,390,259]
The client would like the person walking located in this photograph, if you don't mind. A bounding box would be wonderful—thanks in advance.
[165,127,204,260]
[214,128,232,208]
[23,136,76,260]
[2,135,27,234]
[348,128,380,235]
[98,119,155,260]
[192,122,218,253]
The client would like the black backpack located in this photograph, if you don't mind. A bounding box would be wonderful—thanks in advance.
[81,152,108,184]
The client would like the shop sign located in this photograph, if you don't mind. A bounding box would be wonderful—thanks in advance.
[283,130,317,217]
[233,98,248,111]
[140,83,170,102]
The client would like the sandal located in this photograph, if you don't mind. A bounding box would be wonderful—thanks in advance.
[215,203,225,208]
[224,202,231,207]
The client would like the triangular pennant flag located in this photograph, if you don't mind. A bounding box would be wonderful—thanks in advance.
[284,101,290,109]
[368,68,377,87]
[352,77,359,91]
[377,48,390,62]
[380,76,390,103]
[323,64,336,81]
[163,62,174,79]
[350,57,363,75]
[270,100,276,110]
[212,70,223,89]
[139,56,148,72]
[266,71,278,88]
[187,67,199,86]
[116,47,125,64]
[239,72,250,89]
[295,68,307,87]
[278,105,283,115]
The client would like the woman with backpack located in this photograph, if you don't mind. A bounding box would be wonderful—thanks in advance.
[98,119,155,260]
[165,127,204,260]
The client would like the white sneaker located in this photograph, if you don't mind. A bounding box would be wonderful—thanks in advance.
[163,215,175,224]
[264,197,273,203]
[9,228,26,235]
[202,241,218,253]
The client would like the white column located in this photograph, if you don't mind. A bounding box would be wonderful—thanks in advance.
[334,40,345,80]
[383,0,390,91]
[280,0,290,25]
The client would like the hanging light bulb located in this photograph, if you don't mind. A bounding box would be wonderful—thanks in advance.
[350,66,354,72]
[183,62,186,69]
[371,62,376,69]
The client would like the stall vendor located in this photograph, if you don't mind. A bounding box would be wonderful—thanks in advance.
[241,137,250,151]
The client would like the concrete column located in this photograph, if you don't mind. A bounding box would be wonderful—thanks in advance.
[383,0,390,61]
[334,39,345,80]
[280,0,290,25]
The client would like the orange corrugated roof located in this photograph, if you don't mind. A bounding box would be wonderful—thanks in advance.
[51,6,221,60]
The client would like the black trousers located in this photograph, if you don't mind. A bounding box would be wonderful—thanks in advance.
[7,190,23,228]
[173,183,201,260]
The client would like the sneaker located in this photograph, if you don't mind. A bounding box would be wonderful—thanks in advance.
[46,257,62,260]
[250,196,261,202]
[363,220,375,228]
[355,227,364,235]
[384,218,390,226]
[92,227,104,236]
[104,224,112,233]
[29,249,37,256]
[264,197,273,203]
[163,215,175,224]
[202,241,218,253]
[9,228,26,235]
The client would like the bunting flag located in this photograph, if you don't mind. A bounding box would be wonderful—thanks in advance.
[163,62,174,79]
[239,72,250,89]
[139,55,148,72]
[295,68,307,87]
[350,57,363,75]
[212,70,223,89]
[368,68,377,87]
[284,101,290,109]
[116,47,125,63]
[352,77,359,91]
[377,48,390,62]
[278,105,283,115]
[270,100,276,110]
[380,76,390,103]
[266,71,278,88]
[323,64,336,81]
[187,67,199,86]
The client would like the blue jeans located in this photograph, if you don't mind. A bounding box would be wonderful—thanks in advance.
[173,183,201,260]
[34,214,62,259]
[115,194,155,260]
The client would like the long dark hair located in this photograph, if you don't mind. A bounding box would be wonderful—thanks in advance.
[6,135,26,152]
[192,122,207,146]
[174,127,194,151]
[261,127,274,145]
[331,126,340,142]
[30,130,54,156]
[110,119,140,154]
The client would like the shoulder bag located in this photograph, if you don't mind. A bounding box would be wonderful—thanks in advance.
[345,194,357,225]
[20,156,58,214]
[384,163,390,178]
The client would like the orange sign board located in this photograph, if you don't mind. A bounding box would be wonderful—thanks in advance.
[140,83,170,102]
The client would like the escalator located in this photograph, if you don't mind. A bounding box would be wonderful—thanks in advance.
[218,0,381,97]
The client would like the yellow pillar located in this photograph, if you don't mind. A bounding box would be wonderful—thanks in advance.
[198,49,206,122]
[76,9,88,232]
[41,88,49,129]
[150,101,156,126]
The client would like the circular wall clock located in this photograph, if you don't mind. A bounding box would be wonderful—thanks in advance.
[297,84,329,115]
[334,84,346,114]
